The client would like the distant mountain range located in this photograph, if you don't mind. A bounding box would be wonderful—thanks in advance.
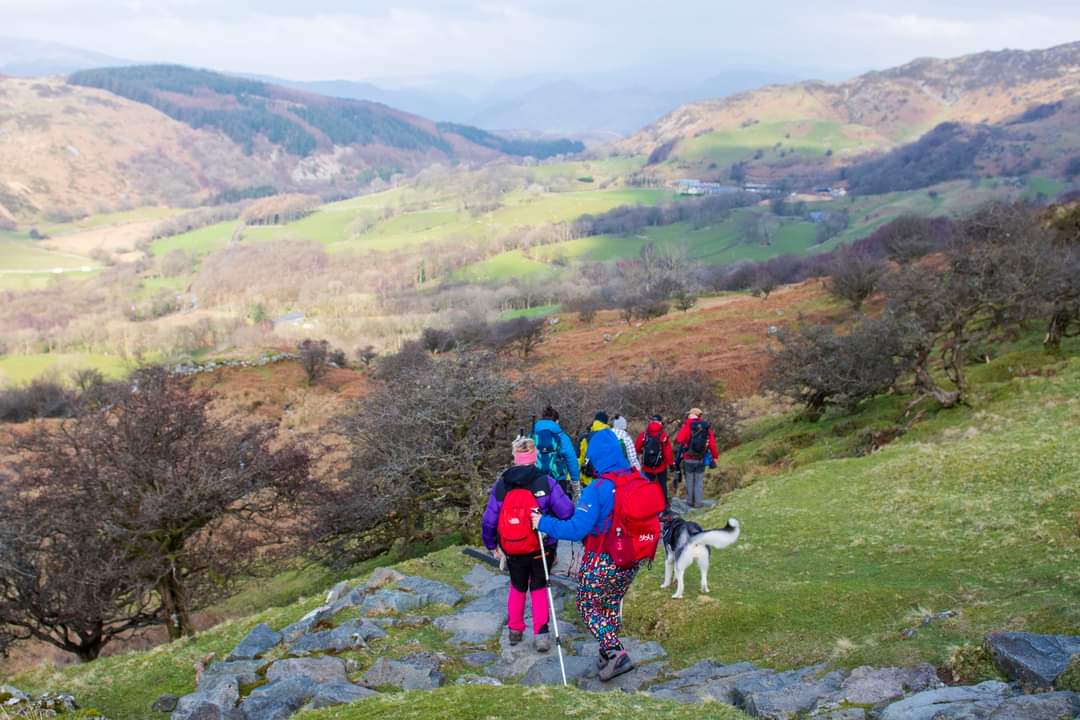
[1,35,797,135]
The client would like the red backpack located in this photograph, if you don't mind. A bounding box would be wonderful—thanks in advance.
[600,470,665,568]
[498,487,541,556]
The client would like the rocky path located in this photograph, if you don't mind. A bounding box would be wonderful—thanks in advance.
[149,559,1080,720]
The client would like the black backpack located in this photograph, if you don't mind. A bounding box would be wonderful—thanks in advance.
[688,420,710,458]
[642,431,664,468]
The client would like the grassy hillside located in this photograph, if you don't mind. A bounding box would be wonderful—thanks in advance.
[8,334,1078,719]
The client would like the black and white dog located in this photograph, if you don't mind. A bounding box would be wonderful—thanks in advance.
[660,516,740,599]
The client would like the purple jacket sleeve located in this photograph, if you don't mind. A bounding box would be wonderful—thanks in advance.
[481,483,501,550]
[544,476,575,520]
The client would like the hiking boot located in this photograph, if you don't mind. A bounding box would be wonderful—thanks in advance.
[596,650,609,669]
[598,650,634,681]
[508,629,524,646]
[535,631,551,653]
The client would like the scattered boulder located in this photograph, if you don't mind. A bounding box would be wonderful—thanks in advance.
[324,581,351,605]
[739,668,846,719]
[462,564,507,596]
[520,655,596,686]
[153,694,180,713]
[878,680,1015,720]
[986,691,1080,719]
[0,685,29,704]
[986,631,1080,689]
[200,660,267,688]
[397,576,463,607]
[227,623,282,662]
[462,651,498,668]
[265,656,348,685]
[827,664,940,706]
[361,588,424,616]
[365,567,405,590]
[306,681,378,709]
[237,678,316,720]
[287,618,386,655]
[279,605,334,642]
[433,611,505,645]
[488,627,550,679]
[460,587,508,615]
[171,675,240,720]
[370,615,432,629]
[361,657,445,690]
[328,586,366,616]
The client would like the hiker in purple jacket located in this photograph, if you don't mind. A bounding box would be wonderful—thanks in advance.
[482,436,574,651]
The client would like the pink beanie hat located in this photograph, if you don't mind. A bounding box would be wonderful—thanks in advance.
[513,436,537,466]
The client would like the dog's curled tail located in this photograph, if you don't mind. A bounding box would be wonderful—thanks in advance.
[690,518,740,550]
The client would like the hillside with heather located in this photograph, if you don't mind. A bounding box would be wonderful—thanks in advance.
[619,42,1080,186]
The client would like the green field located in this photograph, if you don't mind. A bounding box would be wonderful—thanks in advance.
[0,352,129,386]
[677,120,884,166]
[150,221,235,257]
[37,206,178,237]
[0,234,94,272]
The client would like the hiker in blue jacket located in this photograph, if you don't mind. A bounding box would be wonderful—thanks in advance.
[532,405,581,499]
[532,427,639,681]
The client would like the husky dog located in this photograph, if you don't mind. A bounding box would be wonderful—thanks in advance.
[660,516,740,599]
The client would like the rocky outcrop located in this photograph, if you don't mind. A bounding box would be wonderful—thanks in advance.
[986,631,1080,690]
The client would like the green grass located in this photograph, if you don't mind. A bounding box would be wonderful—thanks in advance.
[36,207,178,237]
[150,221,234,257]
[0,353,129,386]
[677,120,883,166]
[297,686,748,720]
[0,235,94,272]
[498,304,561,320]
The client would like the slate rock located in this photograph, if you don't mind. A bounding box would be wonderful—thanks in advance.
[171,676,239,720]
[287,618,386,655]
[365,567,405,589]
[369,615,432,629]
[227,623,282,662]
[740,669,845,719]
[279,606,333,642]
[455,675,503,686]
[816,710,865,720]
[986,691,1080,719]
[462,564,506,596]
[200,660,267,688]
[397,576,463,607]
[878,681,1014,720]
[986,631,1080,689]
[579,661,670,693]
[433,611,505,645]
[183,703,245,720]
[460,587,508,615]
[462,651,498,668]
[731,664,828,704]
[0,685,29,703]
[487,627,548,679]
[646,660,761,705]
[324,581,350,605]
[328,586,366,616]
[829,664,939,706]
[237,678,316,720]
[520,655,597,686]
[572,637,667,666]
[265,656,348,685]
[361,657,445,690]
[153,693,179,713]
[361,588,424,616]
[306,681,378,710]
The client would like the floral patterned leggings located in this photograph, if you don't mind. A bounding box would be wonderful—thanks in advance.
[576,550,639,653]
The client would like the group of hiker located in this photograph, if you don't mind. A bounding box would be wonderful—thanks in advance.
[480,405,721,682]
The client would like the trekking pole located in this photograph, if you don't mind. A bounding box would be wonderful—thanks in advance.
[536,526,568,687]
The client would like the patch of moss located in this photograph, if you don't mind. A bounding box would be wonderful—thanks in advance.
[1054,653,1080,692]
[941,643,1003,685]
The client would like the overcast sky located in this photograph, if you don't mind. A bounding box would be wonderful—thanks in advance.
[4,0,1080,85]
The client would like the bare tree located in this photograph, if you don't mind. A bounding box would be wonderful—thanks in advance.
[10,369,313,641]
[354,345,379,368]
[298,338,330,385]
[827,251,887,311]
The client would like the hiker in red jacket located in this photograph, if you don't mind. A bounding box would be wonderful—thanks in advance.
[635,415,674,509]
[673,408,719,508]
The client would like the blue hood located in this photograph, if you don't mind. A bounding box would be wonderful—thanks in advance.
[533,418,563,434]
[586,428,630,475]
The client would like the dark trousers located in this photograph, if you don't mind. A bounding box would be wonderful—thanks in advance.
[507,546,557,592]
[643,468,669,508]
